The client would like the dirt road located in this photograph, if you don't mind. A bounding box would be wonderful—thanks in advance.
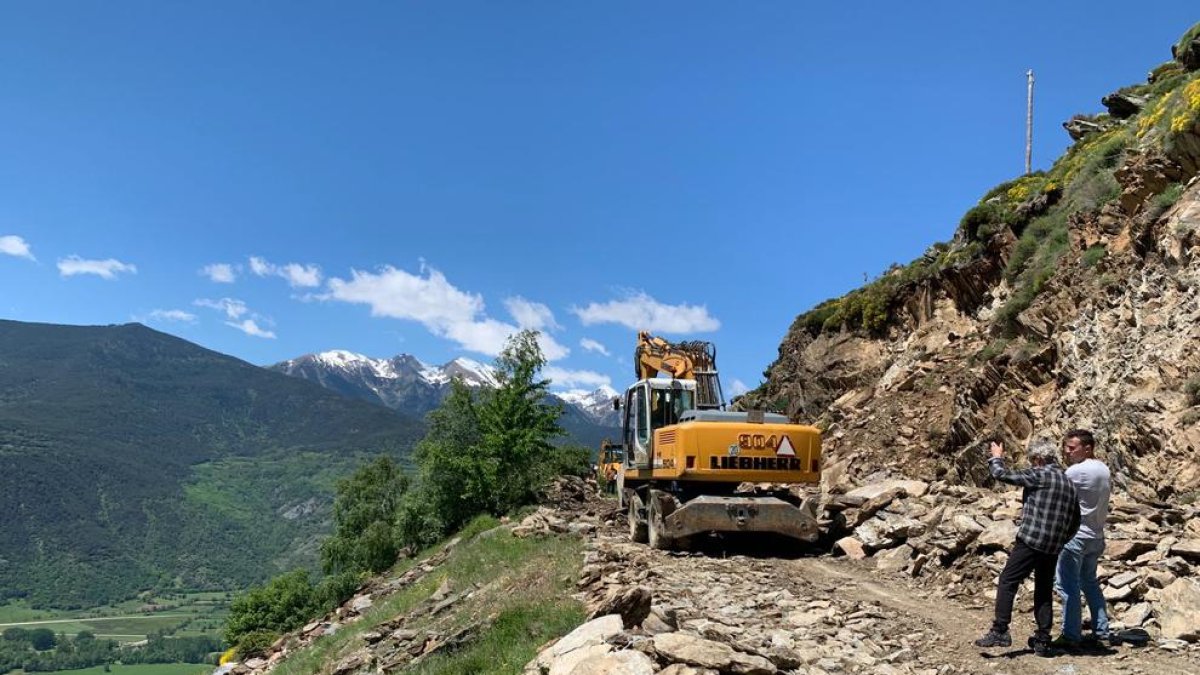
[582,520,1198,674]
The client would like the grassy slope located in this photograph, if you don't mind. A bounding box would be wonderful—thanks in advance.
[272,517,585,675]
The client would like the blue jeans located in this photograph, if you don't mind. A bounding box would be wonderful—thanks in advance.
[1055,536,1110,640]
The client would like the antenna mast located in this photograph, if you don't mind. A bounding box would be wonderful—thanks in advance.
[1025,69,1035,175]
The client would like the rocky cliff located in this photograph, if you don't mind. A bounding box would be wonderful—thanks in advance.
[745,23,1200,504]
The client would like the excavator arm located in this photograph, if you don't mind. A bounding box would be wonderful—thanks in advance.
[634,331,724,409]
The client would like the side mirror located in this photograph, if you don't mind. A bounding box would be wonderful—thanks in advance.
[612,396,621,411]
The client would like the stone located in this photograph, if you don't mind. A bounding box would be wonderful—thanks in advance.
[349,594,373,613]
[589,586,652,628]
[1157,578,1200,641]
[242,658,267,670]
[549,645,612,675]
[1105,540,1155,561]
[537,615,625,670]
[1108,571,1140,588]
[836,536,868,560]
[875,544,913,574]
[566,651,654,675]
[976,520,1016,549]
[656,665,718,675]
[652,633,774,675]
[1121,602,1153,627]
[1169,539,1200,560]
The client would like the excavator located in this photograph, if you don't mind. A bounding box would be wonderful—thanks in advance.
[609,332,823,549]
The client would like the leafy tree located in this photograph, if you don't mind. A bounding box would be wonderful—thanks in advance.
[405,379,487,540]
[320,456,410,576]
[27,629,55,651]
[1,629,26,643]
[478,330,565,513]
[397,330,566,549]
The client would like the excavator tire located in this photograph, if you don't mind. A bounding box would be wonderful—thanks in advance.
[627,491,648,544]
[647,495,672,550]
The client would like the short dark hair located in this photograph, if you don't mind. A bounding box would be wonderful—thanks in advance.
[1064,429,1095,449]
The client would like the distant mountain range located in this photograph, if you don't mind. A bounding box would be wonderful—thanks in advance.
[271,349,622,429]
[0,320,423,608]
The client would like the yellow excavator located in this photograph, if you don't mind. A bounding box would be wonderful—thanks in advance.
[610,332,822,549]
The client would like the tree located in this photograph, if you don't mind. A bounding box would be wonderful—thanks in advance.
[320,456,410,576]
[477,329,565,513]
[28,629,56,651]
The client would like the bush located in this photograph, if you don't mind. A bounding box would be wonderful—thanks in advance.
[224,570,322,645]
[1082,244,1107,267]
[234,631,279,659]
[1186,376,1200,406]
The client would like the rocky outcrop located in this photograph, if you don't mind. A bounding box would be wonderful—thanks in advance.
[1065,114,1119,141]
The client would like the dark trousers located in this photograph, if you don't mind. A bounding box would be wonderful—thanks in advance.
[992,539,1058,638]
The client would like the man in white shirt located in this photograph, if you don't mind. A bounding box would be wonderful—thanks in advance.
[1053,429,1112,647]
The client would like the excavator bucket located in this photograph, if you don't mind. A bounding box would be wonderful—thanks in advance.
[661,495,820,543]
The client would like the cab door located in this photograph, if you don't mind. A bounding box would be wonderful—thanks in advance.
[623,383,652,469]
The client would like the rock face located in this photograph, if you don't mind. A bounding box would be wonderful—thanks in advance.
[747,172,1200,505]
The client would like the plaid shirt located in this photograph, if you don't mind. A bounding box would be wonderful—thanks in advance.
[988,457,1081,554]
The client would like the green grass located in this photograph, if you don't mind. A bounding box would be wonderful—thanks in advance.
[411,603,585,675]
[270,517,584,675]
[44,664,211,675]
[0,592,229,644]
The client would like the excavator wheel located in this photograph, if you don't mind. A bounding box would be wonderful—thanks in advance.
[647,490,677,551]
[627,491,648,544]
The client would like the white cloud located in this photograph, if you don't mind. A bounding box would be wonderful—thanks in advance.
[148,309,197,323]
[248,256,322,288]
[543,366,612,389]
[579,337,611,356]
[195,297,276,338]
[324,263,569,360]
[249,256,271,276]
[0,235,35,261]
[194,297,249,319]
[505,297,561,331]
[200,263,237,283]
[226,318,276,339]
[57,255,137,279]
[572,291,720,333]
[729,379,751,397]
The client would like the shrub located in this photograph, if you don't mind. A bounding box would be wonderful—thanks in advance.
[1082,244,1107,267]
[224,570,322,645]
[1183,409,1200,427]
[1153,183,1185,213]
[1186,376,1200,406]
[975,339,1009,363]
[234,631,279,659]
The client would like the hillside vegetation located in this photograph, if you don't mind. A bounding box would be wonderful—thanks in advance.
[0,320,423,608]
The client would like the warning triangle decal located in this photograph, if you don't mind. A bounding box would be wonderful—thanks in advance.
[775,435,796,457]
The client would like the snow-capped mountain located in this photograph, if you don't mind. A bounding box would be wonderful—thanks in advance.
[270,350,618,427]
[555,385,621,427]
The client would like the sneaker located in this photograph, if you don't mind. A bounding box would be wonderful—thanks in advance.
[974,630,1012,648]
[1028,635,1051,657]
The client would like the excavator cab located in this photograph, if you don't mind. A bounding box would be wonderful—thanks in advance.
[622,379,697,468]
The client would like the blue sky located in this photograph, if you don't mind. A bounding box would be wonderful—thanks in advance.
[2,3,1196,396]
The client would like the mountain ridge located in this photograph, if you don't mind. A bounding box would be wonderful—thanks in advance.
[0,319,423,608]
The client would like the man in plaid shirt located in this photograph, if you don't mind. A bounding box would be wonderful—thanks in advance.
[975,438,1081,656]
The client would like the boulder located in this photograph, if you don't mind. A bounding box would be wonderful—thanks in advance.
[1157,578,1200,641]
[835,536,868,560]
[1168,539,1200,561]
[651,633,774,675]
[588,586,652,628]
[566,651,654,675]
[536,615,625,671]
[875,544,913,574]
[1105,540,1154,561]
[976,520,1016,549]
